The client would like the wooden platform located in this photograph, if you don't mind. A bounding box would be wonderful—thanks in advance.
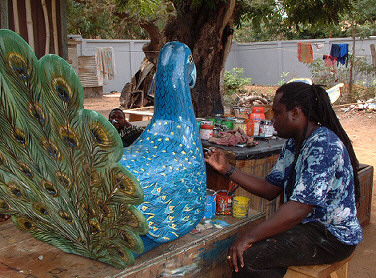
[357,164,373,226]
[0,211,264,278]
[285,254,353,278]
[123,107,154,122]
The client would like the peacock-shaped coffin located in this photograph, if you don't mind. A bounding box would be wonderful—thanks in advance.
[0,29,206,268]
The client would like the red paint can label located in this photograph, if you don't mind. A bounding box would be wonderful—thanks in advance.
[216,190,232,215]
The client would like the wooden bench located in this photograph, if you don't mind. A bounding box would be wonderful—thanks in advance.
[284,254,353,278]
[0,212,265,278]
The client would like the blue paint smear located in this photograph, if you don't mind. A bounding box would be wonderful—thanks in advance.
[198,236,237,266]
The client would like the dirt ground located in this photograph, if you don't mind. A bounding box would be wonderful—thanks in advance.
[337,109,376,277]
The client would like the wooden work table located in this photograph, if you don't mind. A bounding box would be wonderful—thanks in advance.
[0,211,265,278]
[202,136,286,160]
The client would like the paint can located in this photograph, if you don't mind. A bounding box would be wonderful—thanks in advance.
[216,190,232,215]
[200,121,214,140]
[233,118,247,133]
[203,189,217,219]
[221,120,234,130]
[232,196,250,219]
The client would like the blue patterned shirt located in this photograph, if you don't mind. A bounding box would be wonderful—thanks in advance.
[266,126,362,245]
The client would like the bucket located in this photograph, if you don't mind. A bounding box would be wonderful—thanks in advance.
[203,189,217,219]
[232,196,250,219]
[216,190,232,215]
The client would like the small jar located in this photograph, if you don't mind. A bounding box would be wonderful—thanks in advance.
[200,120,214,140]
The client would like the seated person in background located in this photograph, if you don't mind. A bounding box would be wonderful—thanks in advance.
[205,82,362,278]
[109,108,144,147]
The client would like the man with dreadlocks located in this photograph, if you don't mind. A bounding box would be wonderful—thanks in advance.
[205,82,362,277]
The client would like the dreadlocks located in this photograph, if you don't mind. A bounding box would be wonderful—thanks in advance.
[276,82,360,202]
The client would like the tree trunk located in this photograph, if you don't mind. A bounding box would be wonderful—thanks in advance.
[163,0,236,117]
[125,0,235,117]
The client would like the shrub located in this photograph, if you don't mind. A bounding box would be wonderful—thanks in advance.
[308,56,376,103]
[223,68,252,106]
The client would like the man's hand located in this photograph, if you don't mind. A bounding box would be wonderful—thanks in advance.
[204,147,232,175]
[226,201,314,272]
[227,233,253,272]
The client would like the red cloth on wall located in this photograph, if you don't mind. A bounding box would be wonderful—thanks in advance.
[297,42,313,63]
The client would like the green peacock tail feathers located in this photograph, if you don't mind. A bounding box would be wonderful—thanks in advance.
[0,29,148,268]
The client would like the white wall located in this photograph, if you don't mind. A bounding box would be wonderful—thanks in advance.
[76,37,376,92]
[228,37,376,85]
[76,39,148,93]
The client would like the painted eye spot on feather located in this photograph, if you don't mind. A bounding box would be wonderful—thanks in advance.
[82,164,101,187]
[52,76,72,102]
[7,52,29,81]
[55,171,71,189]
[33,202,49,216]
[114,172,136,195]
[16,217,35,231]
[59,210,74,224]
[0,199,11,213]
[12,127,27,146]
[89,220,101,234]
[89,122,111,146]
[90,171,101,186]
[118,206,141,228]
[97,200,112,218]
[78,237,87,247]
[113,248,131,264]
[120,231,137,249]
[42,180,59,197]
[58,126,79,148]
[41,138,61,160]
[81,203,95,217]
[18,162,33,179]
[8,183,23,197]
[27,102,46,126]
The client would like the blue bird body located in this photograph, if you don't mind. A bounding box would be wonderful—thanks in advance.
[120,42,206,246]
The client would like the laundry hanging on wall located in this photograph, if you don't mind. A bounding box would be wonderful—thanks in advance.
[330,44,349,66]
[313,43,325,50]
[297,42,313,63]
[95,47,116,85]
[323,55,337,69]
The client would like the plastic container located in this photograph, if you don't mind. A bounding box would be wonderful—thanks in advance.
[232,196,250,219]
[203,189,217,219]
[247,107,266,136]
[216,190,233,215]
